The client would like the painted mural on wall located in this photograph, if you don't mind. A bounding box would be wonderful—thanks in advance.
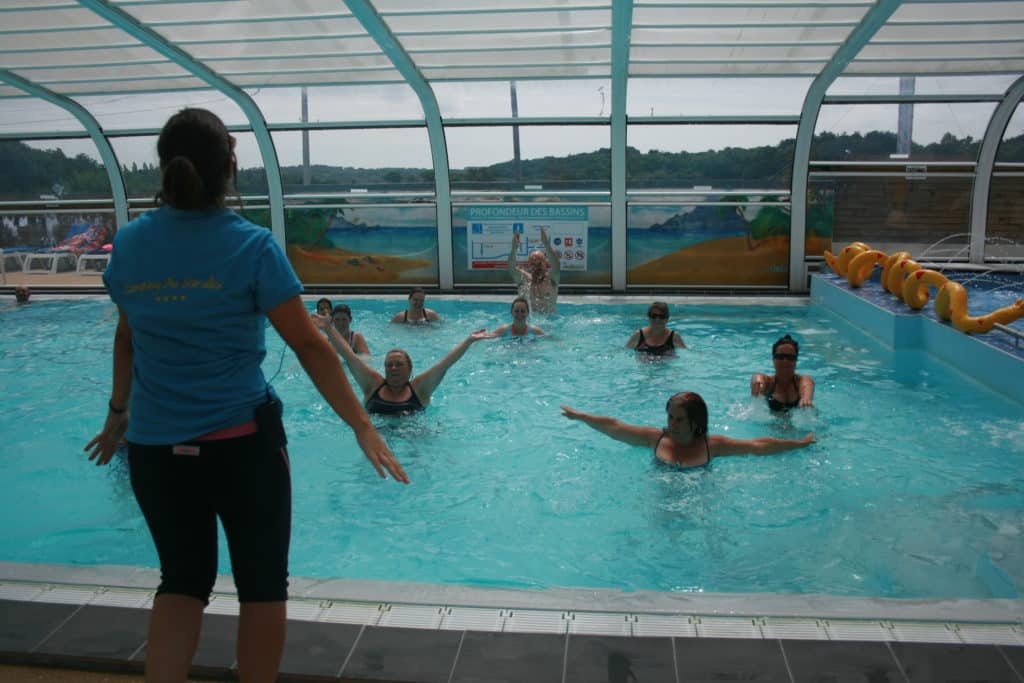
[627,197,830,286]
[281,205,438,285]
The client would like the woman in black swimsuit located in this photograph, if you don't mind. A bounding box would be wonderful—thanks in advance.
[751,334,816,411]
[561,392,814,469]
[625,301,686,356]
[389,287,442,324]
[325,329,495,416]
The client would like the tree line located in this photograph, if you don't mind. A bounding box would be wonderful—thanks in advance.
[1,129,1020,200]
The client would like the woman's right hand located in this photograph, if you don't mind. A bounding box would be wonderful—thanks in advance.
[354,425,409,484]
[560,405,585,421]
[311,313,330,331]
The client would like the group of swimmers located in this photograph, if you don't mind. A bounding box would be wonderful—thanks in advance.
[310,290,818,465]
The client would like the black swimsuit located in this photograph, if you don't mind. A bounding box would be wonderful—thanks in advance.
[402,311,431,325]
[764,376,801,412]
[654,431,711,468]
[365,383,425,416]
[635,329,676,356]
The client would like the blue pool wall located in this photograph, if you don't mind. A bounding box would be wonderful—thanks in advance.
[811,273,1024,405]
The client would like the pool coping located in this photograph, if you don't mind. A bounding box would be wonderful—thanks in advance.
[3,561,1022,626]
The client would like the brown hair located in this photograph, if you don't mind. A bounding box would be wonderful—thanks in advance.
[510,296,530,313]
[648,301,669,318]
[385,348,413,372]
[157,108,235,210]
[665,392,708,437]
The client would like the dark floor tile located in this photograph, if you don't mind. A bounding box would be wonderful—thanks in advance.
[33,605,148,662]
[0,600,80,654]
[891,642,1019,683]
[783,639,903,682]
[279,620,362,679]
[565,634,676,683]
[998,646,1024,680]
[341,626,462,682]
[451,631,566,683]
[675,637,791,682]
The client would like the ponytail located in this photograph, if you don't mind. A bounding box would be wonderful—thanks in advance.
[156,108,234,210]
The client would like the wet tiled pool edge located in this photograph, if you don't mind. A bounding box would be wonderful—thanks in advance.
[3,562,1024,682]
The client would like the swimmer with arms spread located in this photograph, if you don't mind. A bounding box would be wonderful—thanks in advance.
[561,391,815,468]
[327,329,496,415]
[508,227,560,315]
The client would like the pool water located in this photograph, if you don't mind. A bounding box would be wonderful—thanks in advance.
[1,297,1023,600]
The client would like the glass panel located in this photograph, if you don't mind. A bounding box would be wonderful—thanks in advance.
[447,125,609,192]
[627,124,797,190]
[111,132,267,199]
[808,175,972,257]
[0,98,82,134]
[159,17,365,43]
[986,176,1024,259]
[435,82,512,117]
[627,198,791,287]
[989,105,1024,259]
[891,2,1024,23]
[514,80,612,118]
[0,138,114,201]
[74,91,248,129]
[0,211,116,273]
[401,29,611,51]
[283,204,438,286]
[255,85,424,125]
[384,9,610,33]
[130,0,350,23]
[875,23,1024,44]
[829,75,1019,96]
[996,104,1024,163]
[813,103,996,161]
[270,128,433,194]
[628,78,811,117]
[633,5,867,24]
[451,203,611,286]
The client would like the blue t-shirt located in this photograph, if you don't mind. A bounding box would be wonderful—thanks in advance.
[103,206,302,444]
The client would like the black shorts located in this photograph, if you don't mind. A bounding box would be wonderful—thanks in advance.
[128,430,291,604]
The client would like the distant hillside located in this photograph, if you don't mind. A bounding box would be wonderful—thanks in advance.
[1,130,1018,200]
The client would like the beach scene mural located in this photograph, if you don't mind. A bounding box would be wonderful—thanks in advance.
[627,197,831,286]
[283,205,438,284]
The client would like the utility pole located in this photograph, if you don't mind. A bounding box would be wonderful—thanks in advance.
[301,87,311,186]
[897,77,914,155]
[510,80,521,183]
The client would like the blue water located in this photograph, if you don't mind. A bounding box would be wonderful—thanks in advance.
[2,298,1023,599]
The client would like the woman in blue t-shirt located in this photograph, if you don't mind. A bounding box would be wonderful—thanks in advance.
[84,108,408,683]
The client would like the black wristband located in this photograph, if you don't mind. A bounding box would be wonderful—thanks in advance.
[108,400,127,414]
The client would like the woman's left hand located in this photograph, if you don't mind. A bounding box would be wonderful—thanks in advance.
[468,328,498,342]
[84,410,129,466]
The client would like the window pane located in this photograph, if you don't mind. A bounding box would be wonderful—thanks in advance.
[829,75,1018,96]
[0,98,81,135]
[813,103,995,161]
[447,125,609,192]
[73,91,247,129]
[989,104,1024,259]
[1,138,111,200]
[628,78,811,117]
[271,128,433,194]
[627,125,796,190]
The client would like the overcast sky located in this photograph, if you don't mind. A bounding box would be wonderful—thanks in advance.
[2,76,1021,171]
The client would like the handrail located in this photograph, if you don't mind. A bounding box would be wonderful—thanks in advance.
[993,323,1023,347]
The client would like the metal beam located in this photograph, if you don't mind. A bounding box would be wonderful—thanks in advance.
[789,0,902,293]
[75,0,287,248]
[343,0,454,290]
[0,69,129,229]
[969,74,1024,264]
[611,0,633,291]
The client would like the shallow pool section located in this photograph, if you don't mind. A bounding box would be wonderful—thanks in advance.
[1,297,1023,600]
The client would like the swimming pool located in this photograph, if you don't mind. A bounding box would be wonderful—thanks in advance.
[1,297,1022,601]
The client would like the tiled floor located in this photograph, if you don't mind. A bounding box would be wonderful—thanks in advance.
[4,598,1024,683]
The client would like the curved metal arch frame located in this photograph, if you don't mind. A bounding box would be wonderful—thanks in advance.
[343,0,454,290]
[610,0,633,291]
[789,0,903,293]
[75,0,287,247]
[970,74,1024,264]
[0,68,129,229]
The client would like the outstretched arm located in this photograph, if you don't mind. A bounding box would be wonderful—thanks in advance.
[709,432,815,458]
[540,227,560,284]
[84,306,132,466]
[270,297,408,483]
[352,332,371,356]
[560,405,660,447]
[313,314,382,397]
[507,231,524,285]
[798,375,816,407]
[412,328,495,403]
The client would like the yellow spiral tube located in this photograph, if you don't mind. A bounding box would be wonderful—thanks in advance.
[901,269,949,310]
[881,251,912,295]
[934,281,1024,334]
[846,250,888,288]
[886,258,922,300]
